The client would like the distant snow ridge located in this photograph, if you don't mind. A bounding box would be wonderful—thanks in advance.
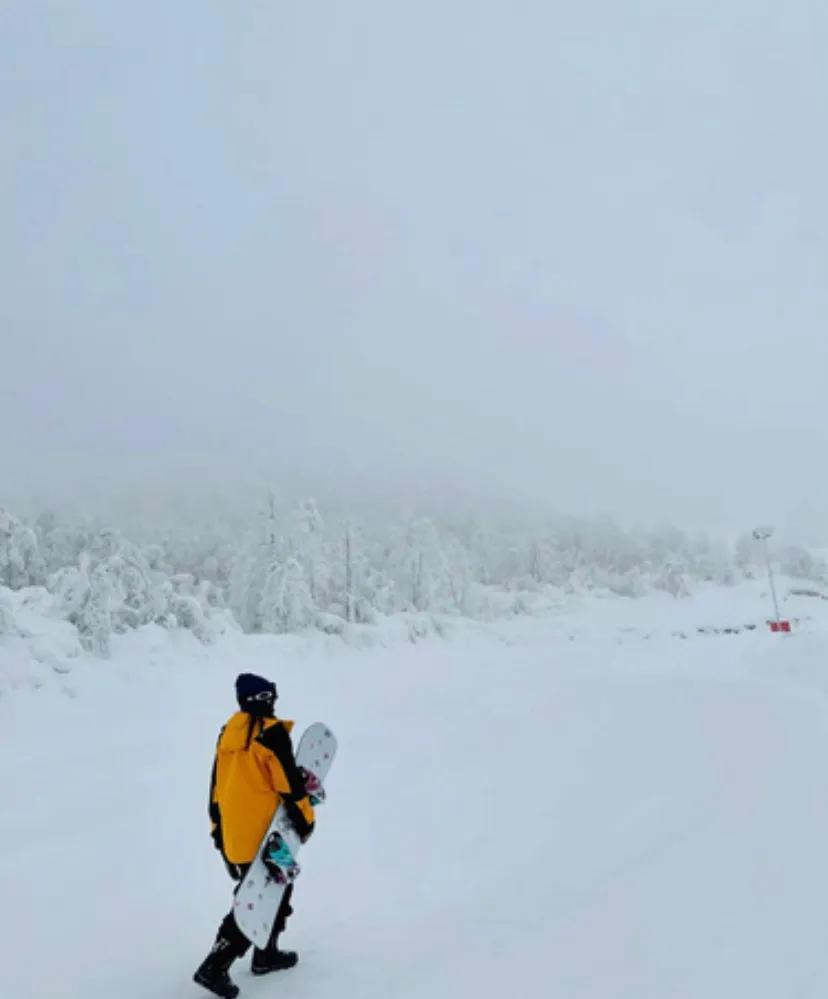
[0,500,826,660]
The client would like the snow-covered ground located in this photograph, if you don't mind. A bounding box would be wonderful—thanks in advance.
[4,582,828,998]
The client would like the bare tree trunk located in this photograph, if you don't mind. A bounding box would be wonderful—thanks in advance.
[412,552,424,610]
[345,524,353,623]
[530,542,541,583]
[267,490,278,548]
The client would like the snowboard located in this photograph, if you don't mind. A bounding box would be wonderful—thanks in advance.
[233,722,337,947]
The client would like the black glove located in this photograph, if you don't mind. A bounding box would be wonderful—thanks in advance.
[223,858,243,881]
[294,822,314,846]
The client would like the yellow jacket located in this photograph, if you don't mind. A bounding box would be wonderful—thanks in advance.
[209,712,315,865]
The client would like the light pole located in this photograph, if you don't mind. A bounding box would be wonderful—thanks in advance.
[752,525,784,629]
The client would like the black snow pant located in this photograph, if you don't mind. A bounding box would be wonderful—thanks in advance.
[214,864,295,963]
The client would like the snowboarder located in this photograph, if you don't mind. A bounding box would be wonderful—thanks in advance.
[193,673,316,999]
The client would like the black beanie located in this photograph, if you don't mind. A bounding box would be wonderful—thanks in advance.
[235,673,278,717]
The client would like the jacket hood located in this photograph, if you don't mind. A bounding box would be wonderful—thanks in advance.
[219,712,294,752]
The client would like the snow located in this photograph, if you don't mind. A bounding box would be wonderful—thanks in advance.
[3,583,828,998]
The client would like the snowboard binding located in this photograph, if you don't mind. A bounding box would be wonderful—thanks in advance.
[301,766,326,806]
[262,832,300,885]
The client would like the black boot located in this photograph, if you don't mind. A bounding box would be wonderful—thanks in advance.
[193,945,240,999]
[251,946,298,975]
[194,917,248,999]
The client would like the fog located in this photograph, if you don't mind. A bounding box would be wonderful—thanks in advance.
[2,2,827,537]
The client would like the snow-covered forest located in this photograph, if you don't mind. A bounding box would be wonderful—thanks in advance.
[1,499,824,656]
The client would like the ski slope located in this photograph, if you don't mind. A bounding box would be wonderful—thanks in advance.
[3,586,828,998]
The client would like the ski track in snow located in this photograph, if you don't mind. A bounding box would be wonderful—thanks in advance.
[3,588,828,998]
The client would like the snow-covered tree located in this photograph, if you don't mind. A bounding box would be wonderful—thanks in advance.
[50,556,116,656]
[229,492,285,631]
[46,526,223,654]
[166,584,218,644]
[34,511,88,575]
[259,557,314,633]
[0,509,44,589]
[734,532,763,576]
[779,545,824,581]
[294,498,331,609]
[654,562,691,598]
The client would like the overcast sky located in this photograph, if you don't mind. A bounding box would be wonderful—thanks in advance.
[2,1,827,534]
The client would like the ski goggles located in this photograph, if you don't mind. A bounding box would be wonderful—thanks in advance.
[247,689,276,703]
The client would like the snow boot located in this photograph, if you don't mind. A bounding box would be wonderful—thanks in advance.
[193,961,240,998]
[251,947,298,975]
[194,937,242,998]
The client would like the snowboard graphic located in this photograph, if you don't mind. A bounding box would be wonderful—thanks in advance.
[233,722,337,947]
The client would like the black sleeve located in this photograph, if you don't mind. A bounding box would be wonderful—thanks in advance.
[256,723,307,799]
[257,723,315,840]
[209,756,221,825]
[209,726,225,837]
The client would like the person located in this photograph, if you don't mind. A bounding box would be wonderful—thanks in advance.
[193,673,316,999]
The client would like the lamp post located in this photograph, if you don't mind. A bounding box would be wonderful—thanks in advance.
[752,525,788,631]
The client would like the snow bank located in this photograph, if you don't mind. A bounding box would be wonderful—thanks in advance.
[3,574,824,699]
